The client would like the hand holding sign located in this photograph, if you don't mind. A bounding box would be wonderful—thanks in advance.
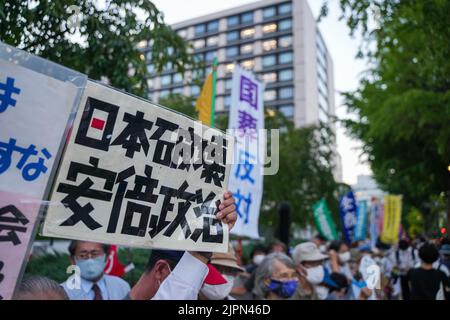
[216,191,237,230]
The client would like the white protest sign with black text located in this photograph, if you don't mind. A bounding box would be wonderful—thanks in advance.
[43,80,233,253]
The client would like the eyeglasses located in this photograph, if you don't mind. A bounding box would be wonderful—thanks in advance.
[76,250,103,260]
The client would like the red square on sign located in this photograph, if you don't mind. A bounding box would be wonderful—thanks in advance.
[91,117,105,130]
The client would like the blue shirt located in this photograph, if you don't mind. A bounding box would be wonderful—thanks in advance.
[62,274,130,300]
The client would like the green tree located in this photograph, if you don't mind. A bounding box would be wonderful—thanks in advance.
[0,0,197,97]
[320,0,450,233]
[158,93,197,119]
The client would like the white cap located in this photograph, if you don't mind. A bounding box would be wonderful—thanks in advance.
[293,242,329,263]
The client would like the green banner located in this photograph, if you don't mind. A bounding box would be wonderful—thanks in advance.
[313,199,338,241]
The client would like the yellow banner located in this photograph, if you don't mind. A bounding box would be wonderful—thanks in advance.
[195,72,213,126]
[380,195,402,244]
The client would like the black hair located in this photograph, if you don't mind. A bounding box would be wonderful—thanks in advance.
[68,240,110,257]
[251,244,267,257]
[328,272,349,293]
[398,239,410,250]
[314,234,327,242]
[328,240,345,252]
[418,243,439,264]
[146,250,182,272]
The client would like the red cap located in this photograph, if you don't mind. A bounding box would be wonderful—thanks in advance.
[204,263,227,285]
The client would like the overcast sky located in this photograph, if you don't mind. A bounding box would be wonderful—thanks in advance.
[151,0,372,185]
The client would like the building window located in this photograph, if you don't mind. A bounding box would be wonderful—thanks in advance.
[193,39,205,49]
[262,72,277,84]
[160,74,171,86]
[278,18,292,31]
[279,35,293,48]
[227,31,239,42]
[225,78,233,90]
[262,23,277,34]
[279,105,294,117]
[147,64,155,74]
[191,86,200,96]
[173,73,183,84]
[279,87,293,99]
[279,51,293,64]
[241,12,253,24]
[262,54,277,67]
[159,90,170,99]
[177,29,187,39]
[172,87,184,95]
[206,36,219,47]
[227,15,239,27]
[207,20,219,32]
[278,2,292,15]
[262,39,277,51]
[226,46,239,58]
[147,78,153,89]
[278,69,293,81]
[205,51,216,62]
[241,59,254,70]
[240,27,255,39]
[263,6,277,19]
[225,63,235,74]
[163,61,173,71]
[240,43,253,55]
[224,95,231,109]
[264,89,277,101]
[195,24,206,35]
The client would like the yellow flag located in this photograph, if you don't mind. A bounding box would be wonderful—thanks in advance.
[195,72,214,126]
[380,195,402,244]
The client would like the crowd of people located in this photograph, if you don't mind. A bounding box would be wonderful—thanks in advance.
[14,231,450,300]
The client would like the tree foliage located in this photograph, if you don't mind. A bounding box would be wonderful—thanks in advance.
[320,0,450,228]
[0,0,196,96]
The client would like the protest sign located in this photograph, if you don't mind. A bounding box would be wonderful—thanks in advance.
[0,42,86,299]
[354,200,368,241]
[339,191,357,243]
[228,65,264,239]
[313,199,338,241]
[380,195,402,244]
[43,80,233,253]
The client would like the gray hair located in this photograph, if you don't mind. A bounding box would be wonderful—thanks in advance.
[14,276,68,300]
[252,252,296,299]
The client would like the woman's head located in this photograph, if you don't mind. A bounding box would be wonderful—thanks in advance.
[329,240,351,264]
[253,252,298,299]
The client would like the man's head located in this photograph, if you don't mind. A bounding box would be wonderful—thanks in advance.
[292,242,328,285]
[327,272,349,299]
[419,242,439,265]
[268,240,287,254]
[312,234,327,248]
[68,240,109,281]
[143,249,183,298]
[250,244,267,266]
[398,239,410,251]
[254,252,298,299]
[14,276,69,300]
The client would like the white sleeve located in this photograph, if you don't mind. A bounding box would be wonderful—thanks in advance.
[151,252,208,300]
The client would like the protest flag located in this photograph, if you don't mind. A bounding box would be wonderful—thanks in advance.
[195,58,218,127]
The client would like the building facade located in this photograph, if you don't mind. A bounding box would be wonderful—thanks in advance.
[140,0,342,180]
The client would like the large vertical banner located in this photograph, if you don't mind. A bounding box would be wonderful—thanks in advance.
[313,199,338,241]
[227,65,264,239]
[354,200,368,242]
[43,80,233,252]
[339,191,357,244]
[0,42,86,299]
[380,195,402,244]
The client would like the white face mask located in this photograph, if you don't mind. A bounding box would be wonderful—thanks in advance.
[305,265,325,285]
[201,275,235,300]
[253,254,265,266]
[339,252,351,263]
[319,245,327,253]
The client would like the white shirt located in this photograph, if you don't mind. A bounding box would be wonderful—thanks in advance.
[152,252,208,300]
[62,274,130,300]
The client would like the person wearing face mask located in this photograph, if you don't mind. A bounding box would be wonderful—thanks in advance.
[292,242,328,300]
[62,241,131,300]
[253,252,298,300]
[199,245,245,300]
[388,239,418,300]
[326,240,353,283]
[312,234,328,254]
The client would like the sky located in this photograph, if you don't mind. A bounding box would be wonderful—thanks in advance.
[151,0,372,185]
